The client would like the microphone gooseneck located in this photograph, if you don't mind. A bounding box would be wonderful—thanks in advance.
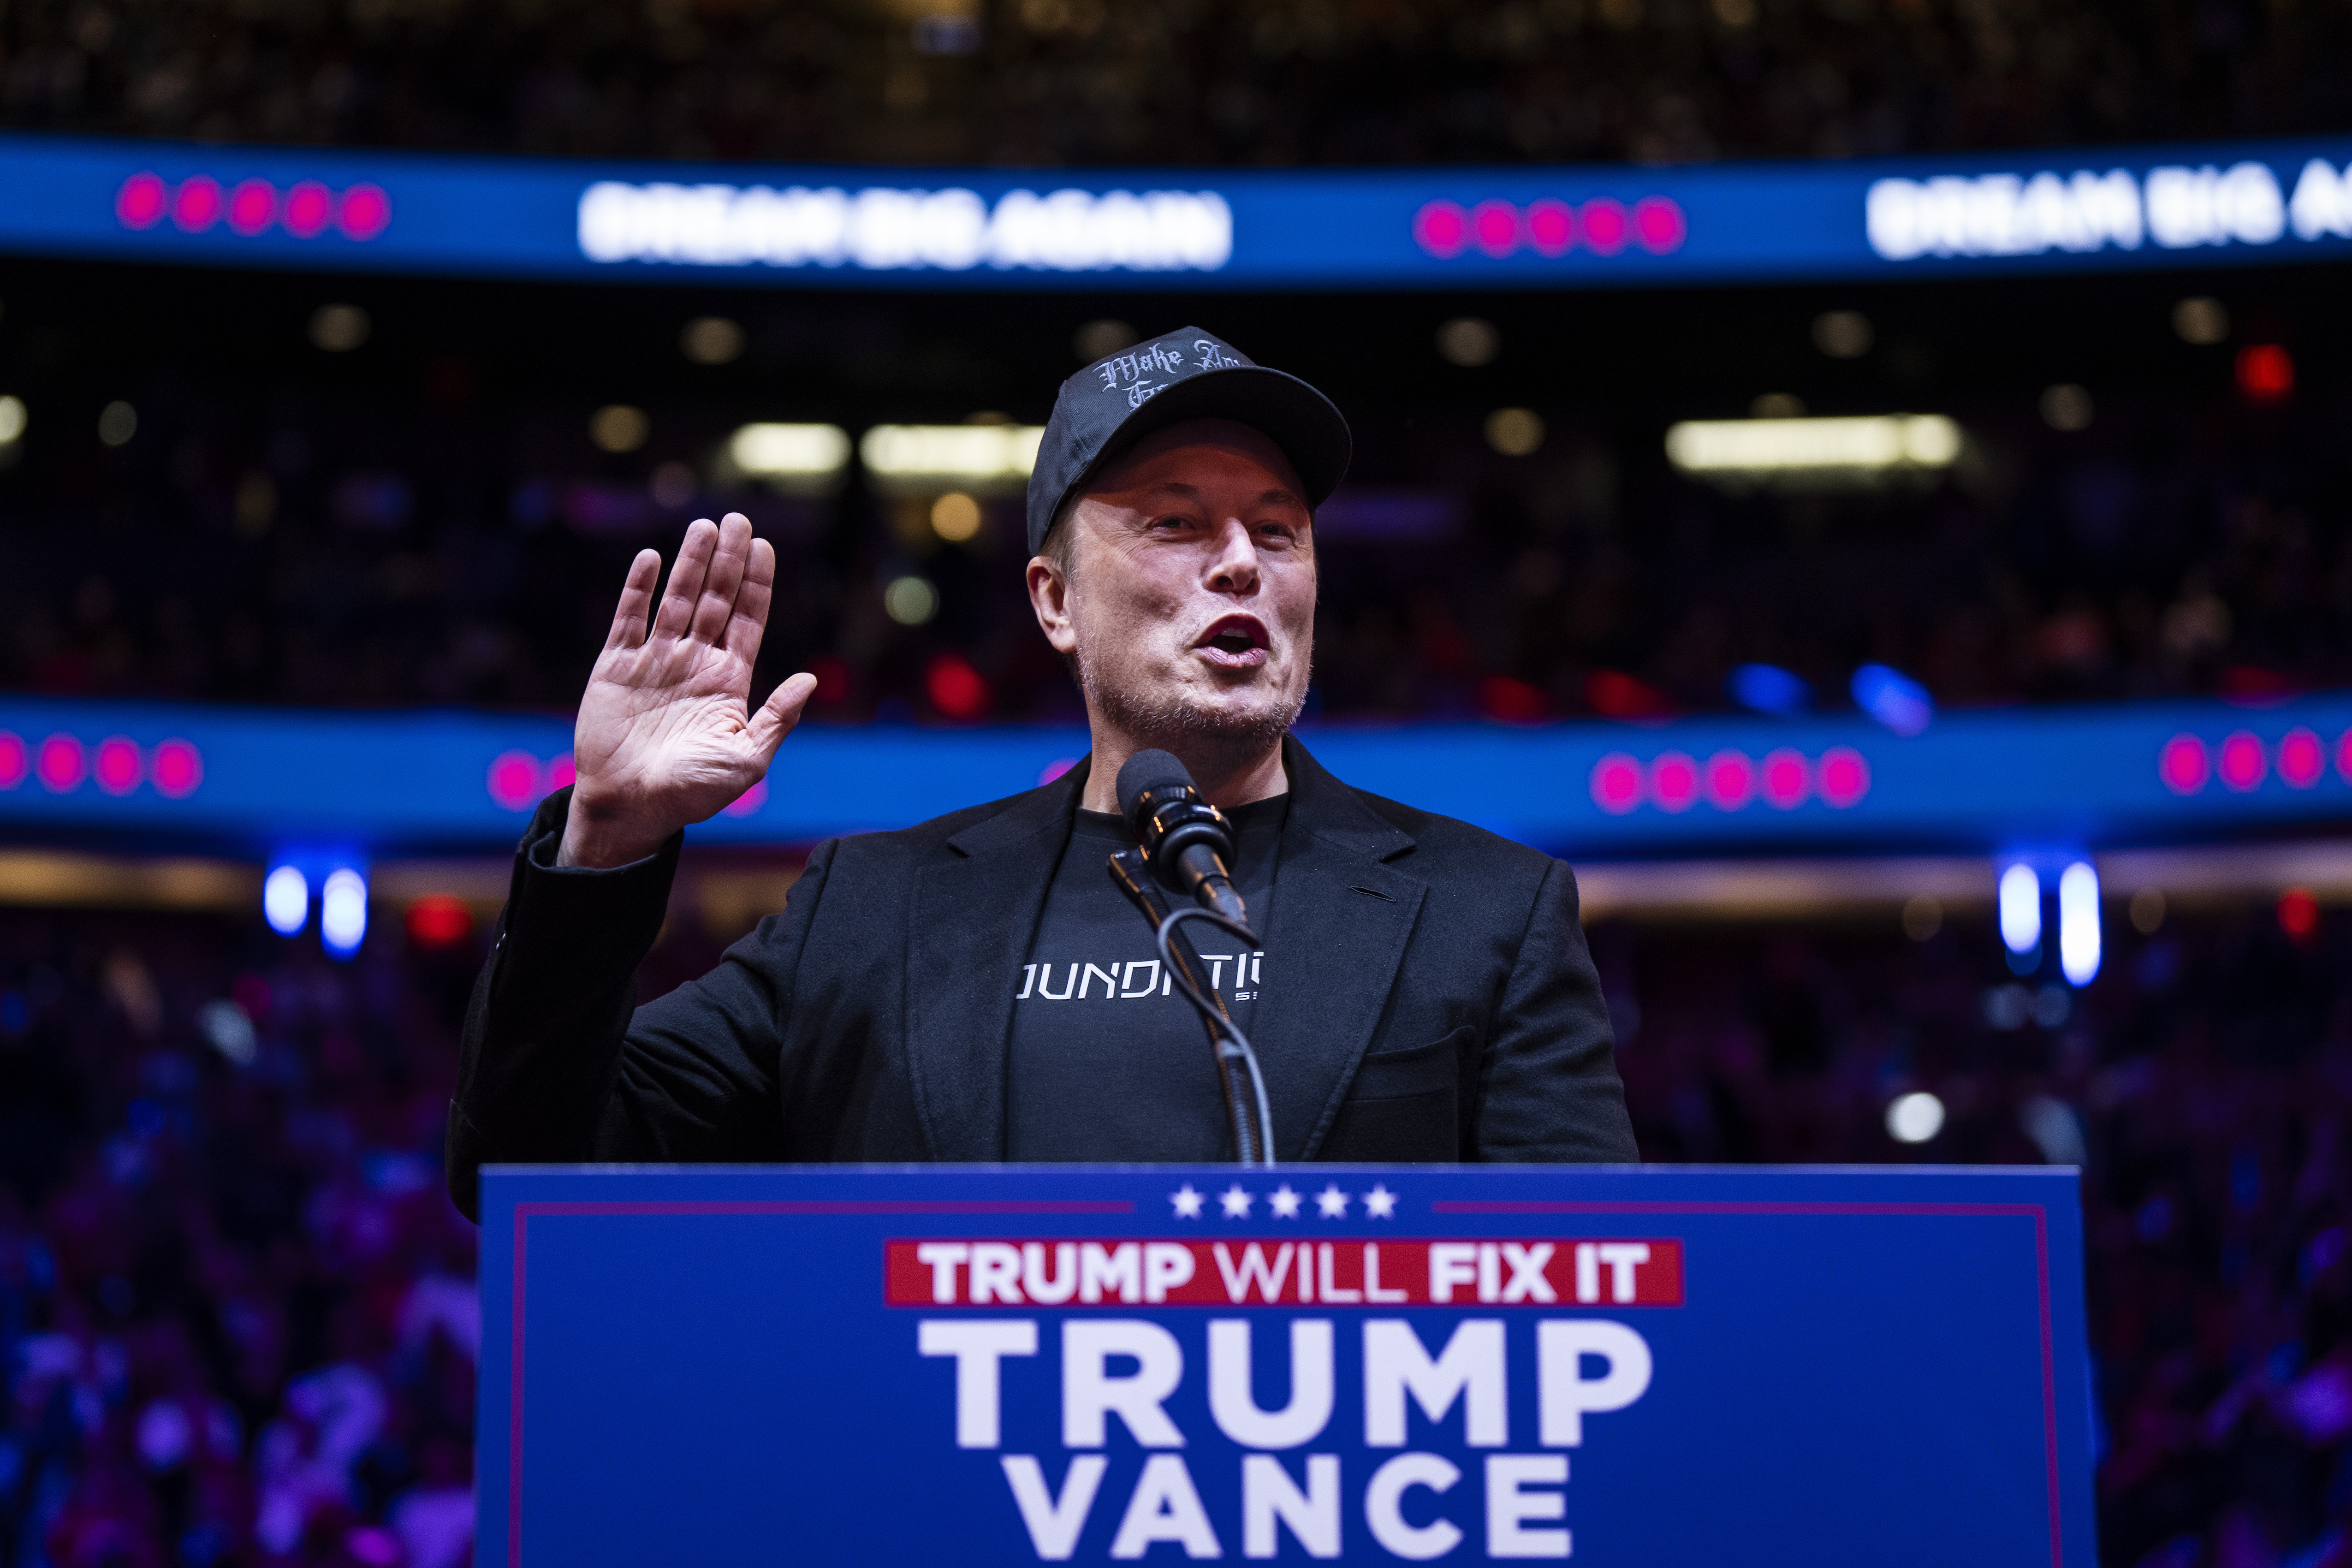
[1107,751,1274,1167]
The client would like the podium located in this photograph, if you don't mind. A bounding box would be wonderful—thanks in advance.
[477,1164,2094,1566]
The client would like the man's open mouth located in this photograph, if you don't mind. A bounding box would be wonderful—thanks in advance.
[1195,615,1271,670]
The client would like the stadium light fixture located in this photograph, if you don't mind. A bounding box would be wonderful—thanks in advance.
[726,422,851,477]
[1664,414,1960,477]
[859,424,1045,493]
[263,864,309,935]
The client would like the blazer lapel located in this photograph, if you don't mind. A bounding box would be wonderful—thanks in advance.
[905,760,1089,1160]
[1248,737,1426,1160]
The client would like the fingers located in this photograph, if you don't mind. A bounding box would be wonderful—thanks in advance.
[652,518,719,642]
[722,536,777,668]
[687,513,756,648]
[746,671,819,762]
[605,549,661,650]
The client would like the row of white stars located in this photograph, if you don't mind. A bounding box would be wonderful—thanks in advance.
[1170,1182,1398,1220]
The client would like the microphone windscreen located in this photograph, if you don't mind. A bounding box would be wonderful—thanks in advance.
[1116,749,1195,825]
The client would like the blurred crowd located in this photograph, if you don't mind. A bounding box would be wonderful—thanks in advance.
[0,0,2347,166]
[0,369,2345,726]
[0,886,2346,1564]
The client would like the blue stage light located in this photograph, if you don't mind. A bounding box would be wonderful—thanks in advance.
[1851,664,1934,736]
[1729,664,1811,716]
[263,865,309,935]
[320,867,368,958]
[2059,862,2102,986]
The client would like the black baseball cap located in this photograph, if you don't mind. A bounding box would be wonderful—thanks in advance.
[1025,327,1353,557]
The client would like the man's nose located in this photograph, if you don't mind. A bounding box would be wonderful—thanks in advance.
[1203,519,1259,593]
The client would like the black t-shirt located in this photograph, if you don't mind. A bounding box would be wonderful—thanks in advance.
[1005,795,1288,1161]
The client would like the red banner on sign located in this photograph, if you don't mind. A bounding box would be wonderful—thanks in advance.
[885,1238,1683,1308]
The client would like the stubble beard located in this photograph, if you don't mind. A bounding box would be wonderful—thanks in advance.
[1077,640,1308,781]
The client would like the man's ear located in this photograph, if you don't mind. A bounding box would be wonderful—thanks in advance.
[1025,556,1078,654]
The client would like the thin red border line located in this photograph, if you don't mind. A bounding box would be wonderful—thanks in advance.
[505,1196,1134,1565]
[1437,1197,2063,1567]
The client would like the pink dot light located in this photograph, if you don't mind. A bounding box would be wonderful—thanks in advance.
[1648,751,1699,813]
[116,172,168,229]
[93,736,142,796]
[1526,198,1575,255]
[1817,746,1871,808]
[2217,731,2267,791]
[171,177,223,232]
[36,734,85,792]
[1704,749,1754,811]
[2158,734,2209,794]
[1470,199,1520,257]
[546,754,577,793]
[283,181,335,238]
[227,178,277,235]
[2278,727,2324,788]
[722,778,768,818]
[150,739,202,798]
[487,751,541,811]
[2340,729,2352,785]
[1038,757,1078,786]
[1633,196,1686,253]
[1761,747,1811,809]
[1590,752,1644,814]
[1580,198,1629,255]
[0,731,24,789]
[336,184,392,240]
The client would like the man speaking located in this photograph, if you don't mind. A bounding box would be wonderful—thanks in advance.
[446,327,1634,1218]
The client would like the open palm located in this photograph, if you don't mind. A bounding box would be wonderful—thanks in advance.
[560,512,817,867]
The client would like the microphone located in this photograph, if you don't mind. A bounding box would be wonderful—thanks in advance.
[1117,750,1251,932]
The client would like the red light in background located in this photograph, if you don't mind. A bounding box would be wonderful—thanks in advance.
[1586,670,1670,719]
[405,894,474,950]
[227,178,276,235]
[722,778,768,817]
[1704,749,1754,810]
[811,655,853,704]
[337,184,392,240]
[1817,746,1871,808]
[486,750,541,810]
[1479,675,1549,723]
[93,736,142,795]
[2278,886,2320,943]
[1633,196,1686,253]
[116,172,167,228]
[36,734,85,792]
[284,181,334,238]
[1526,199,1575,255]
[926,652,992,720]
[2158,733,2209,794]
[2277,727,2324,788]
[1471,199,1520,257]
[171,176,223,232]
[0,731,24,789]
[151,738,202,797]
[1648,751,1699,812]
[1580,198,1629,255]
[2236,344,2293,403]
[2217,731,2267,791]
[1761,748,1810,809]
[1590,753,1643,814]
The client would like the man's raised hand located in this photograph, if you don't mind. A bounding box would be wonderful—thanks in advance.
[558,513,818,868]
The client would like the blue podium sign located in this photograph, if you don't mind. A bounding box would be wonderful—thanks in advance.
[477,1165,2092,1567]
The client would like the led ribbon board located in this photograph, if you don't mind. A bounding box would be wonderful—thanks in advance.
[1,693,2348,857]
[1,131,2351,288]
[477,1165,2094,1568]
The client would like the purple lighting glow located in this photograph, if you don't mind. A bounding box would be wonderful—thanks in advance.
[113,175,392,243]
[1412,196,1686,261]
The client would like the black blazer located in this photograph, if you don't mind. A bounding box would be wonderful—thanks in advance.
[445,737,1636,1219]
